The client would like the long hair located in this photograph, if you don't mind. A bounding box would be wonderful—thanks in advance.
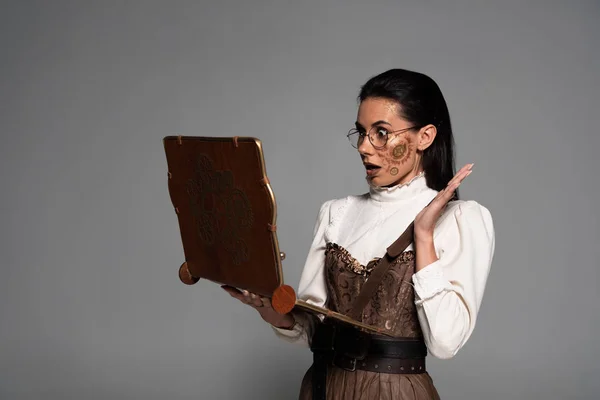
[358,69,458,197]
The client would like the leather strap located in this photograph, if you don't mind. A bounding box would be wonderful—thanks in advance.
[312,209,428,399]
[312,353,328,400]
[332,353,426,374]
[367,336,427,358]
[347,222,415,321]
[310,322,427,399]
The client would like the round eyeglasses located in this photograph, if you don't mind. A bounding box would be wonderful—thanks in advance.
[347,126,419,149]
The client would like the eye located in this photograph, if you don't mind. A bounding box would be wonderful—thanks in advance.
[373,127,388,138]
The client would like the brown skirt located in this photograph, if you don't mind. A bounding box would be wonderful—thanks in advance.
[298,365,440,400]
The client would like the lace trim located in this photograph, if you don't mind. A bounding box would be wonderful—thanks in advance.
[329,196,350,229]
[326,243,365,274]
[325,196,356,243]
[325,242,415,276]
[369,171,425,193]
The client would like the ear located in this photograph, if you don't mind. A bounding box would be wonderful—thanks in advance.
[417,124,437,151]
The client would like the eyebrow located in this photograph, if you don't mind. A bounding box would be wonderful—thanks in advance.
[355,120,393,129]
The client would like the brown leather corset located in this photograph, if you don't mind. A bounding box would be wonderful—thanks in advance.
[324,243,423,339]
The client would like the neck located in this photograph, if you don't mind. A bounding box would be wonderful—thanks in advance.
[368,171,428,202]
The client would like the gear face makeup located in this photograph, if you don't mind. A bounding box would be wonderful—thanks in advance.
[384,134,414,166]
[393,144,406,159]
[356,97,422,188]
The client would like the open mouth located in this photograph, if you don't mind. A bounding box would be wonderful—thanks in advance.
[363,162,381,175]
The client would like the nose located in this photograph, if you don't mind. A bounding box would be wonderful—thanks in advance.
[357,136,375,157]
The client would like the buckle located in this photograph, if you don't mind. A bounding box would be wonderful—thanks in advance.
[332,354,357,372]
[345,357,357,372]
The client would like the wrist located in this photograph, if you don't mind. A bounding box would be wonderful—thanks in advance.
[274,315,296,330]
[414,233,438,272]
[414,231,434,246]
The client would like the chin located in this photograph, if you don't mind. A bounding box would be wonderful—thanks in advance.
[367,176,391,188]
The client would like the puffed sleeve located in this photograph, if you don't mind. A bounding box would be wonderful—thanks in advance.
[271,200,332,346]
[411,200,495,359]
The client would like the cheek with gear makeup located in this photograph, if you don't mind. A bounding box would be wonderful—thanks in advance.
[362,131,420,187]
[357,97,431,188]
[383,136,415,176]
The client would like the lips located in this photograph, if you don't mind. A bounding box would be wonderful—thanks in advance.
[363,162,381,169]
[363,162,381,176]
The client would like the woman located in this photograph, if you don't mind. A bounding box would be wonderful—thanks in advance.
[223,68,495,399]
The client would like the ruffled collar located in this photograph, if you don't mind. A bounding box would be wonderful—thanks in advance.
[368,172,428,202]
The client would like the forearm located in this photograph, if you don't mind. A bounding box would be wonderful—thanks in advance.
[272,314,296,330]
[271,311,314,347]
[411,201,494,359]
[413,231,470,358]
[414,232,438,272]
[415,292,470,359]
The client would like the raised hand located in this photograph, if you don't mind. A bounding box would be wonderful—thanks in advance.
[414,163,473,239]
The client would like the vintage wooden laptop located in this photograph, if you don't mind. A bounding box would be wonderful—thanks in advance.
[163,136,390,335]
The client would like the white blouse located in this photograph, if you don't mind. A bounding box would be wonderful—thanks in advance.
[273,174,495,360]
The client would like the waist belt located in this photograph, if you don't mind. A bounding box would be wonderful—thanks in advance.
[310,322,427,400]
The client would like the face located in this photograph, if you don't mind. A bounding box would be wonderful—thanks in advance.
[356,97,423,188]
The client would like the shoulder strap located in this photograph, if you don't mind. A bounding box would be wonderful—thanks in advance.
[347,222,415,321]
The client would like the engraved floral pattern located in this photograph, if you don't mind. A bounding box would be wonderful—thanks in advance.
[186,154,254,265]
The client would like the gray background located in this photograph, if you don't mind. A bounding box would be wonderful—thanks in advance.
[1,1,598,399]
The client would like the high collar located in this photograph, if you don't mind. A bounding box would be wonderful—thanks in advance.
[368,172,429,202]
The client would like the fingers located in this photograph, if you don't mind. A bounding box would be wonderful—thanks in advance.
[429,164,473,208]
[249,293,264,308]
[261,298,273,309]
[222,286,270,309]
[221,285,245,300]
[442,163,473,195]
[239,290,254,305]
[447,163,473,188]
[446,166,472,198]
[247,292,271,310]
